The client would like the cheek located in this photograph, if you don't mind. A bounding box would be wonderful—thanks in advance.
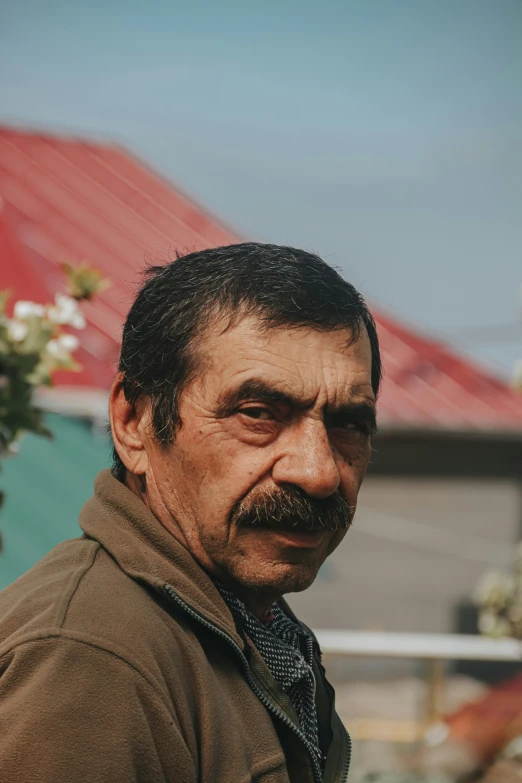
[355,441,372,481]
[338,443,371,499]
[331,429,371,465]
[174,423,240,482]
[190,437,275,515]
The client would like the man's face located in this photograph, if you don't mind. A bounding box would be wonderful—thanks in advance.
[144,316,375,597]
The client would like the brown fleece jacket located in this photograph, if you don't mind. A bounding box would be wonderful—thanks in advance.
[0,470,350,783]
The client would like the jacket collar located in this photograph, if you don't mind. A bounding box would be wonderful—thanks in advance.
[79,469,244,649]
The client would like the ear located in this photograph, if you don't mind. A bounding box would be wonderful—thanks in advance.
[109,373,150,475]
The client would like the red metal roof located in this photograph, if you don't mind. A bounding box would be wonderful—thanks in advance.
[446,672,522,763]
[2,125,522,432]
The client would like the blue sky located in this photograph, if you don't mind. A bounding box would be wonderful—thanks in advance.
[2,0,521,375]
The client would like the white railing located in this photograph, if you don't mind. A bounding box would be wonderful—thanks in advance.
[315,630,522,661]
[315,630,522,739]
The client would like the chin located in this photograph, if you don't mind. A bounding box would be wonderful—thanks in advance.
[232,561,320,596]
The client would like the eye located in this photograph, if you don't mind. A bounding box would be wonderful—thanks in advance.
[329,419,372,437]
[329,417,355,430]
[239,406,275,420]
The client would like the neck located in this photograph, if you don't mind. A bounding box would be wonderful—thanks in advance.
[126,472,147,502]
[217,576,281,621]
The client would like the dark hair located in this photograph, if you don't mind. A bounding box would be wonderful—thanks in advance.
[112,242,381,481]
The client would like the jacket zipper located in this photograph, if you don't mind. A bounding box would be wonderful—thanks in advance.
[307,635,351,783]
[340,725,351,783]
[163,584,347,783]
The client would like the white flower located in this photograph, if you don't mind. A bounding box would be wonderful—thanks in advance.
[478,608,497,635]
[6,439,21,455]
[47,294,86,329]
[478,609,511,638]
[13,300,45,320]
[45,339,62,359]
[7,319,29,342]
[58,333,80,353]
[508,600,522,624]
[474,570,514,608]
[46,333,80,361]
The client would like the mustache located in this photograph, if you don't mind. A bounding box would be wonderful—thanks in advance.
[230,486,354,533]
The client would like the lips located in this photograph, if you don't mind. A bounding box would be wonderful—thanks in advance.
[267,529,326,548]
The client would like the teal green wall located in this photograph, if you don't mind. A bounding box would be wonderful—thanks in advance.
[0,414,111,590]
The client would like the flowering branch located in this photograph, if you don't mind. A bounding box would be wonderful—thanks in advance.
[0,262,110,516]
[474,543,522,639]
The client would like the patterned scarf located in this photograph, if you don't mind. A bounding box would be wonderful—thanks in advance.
[215,581,323,767]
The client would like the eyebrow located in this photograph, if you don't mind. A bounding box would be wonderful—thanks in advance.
[214,379,377,433]
[215,380,297,417]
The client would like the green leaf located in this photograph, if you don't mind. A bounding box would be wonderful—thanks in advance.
[16,316,53,356]
[0,291,10,316]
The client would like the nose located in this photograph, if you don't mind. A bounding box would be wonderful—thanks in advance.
[271,418,341,499]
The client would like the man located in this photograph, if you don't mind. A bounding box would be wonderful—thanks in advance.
[0,243,381,782]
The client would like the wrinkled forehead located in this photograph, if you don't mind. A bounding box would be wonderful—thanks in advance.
[193,315,374,406]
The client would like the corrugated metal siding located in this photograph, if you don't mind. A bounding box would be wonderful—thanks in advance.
[0,414,110,589]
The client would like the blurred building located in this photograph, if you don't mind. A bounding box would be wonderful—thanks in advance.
[2,126,522,642]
